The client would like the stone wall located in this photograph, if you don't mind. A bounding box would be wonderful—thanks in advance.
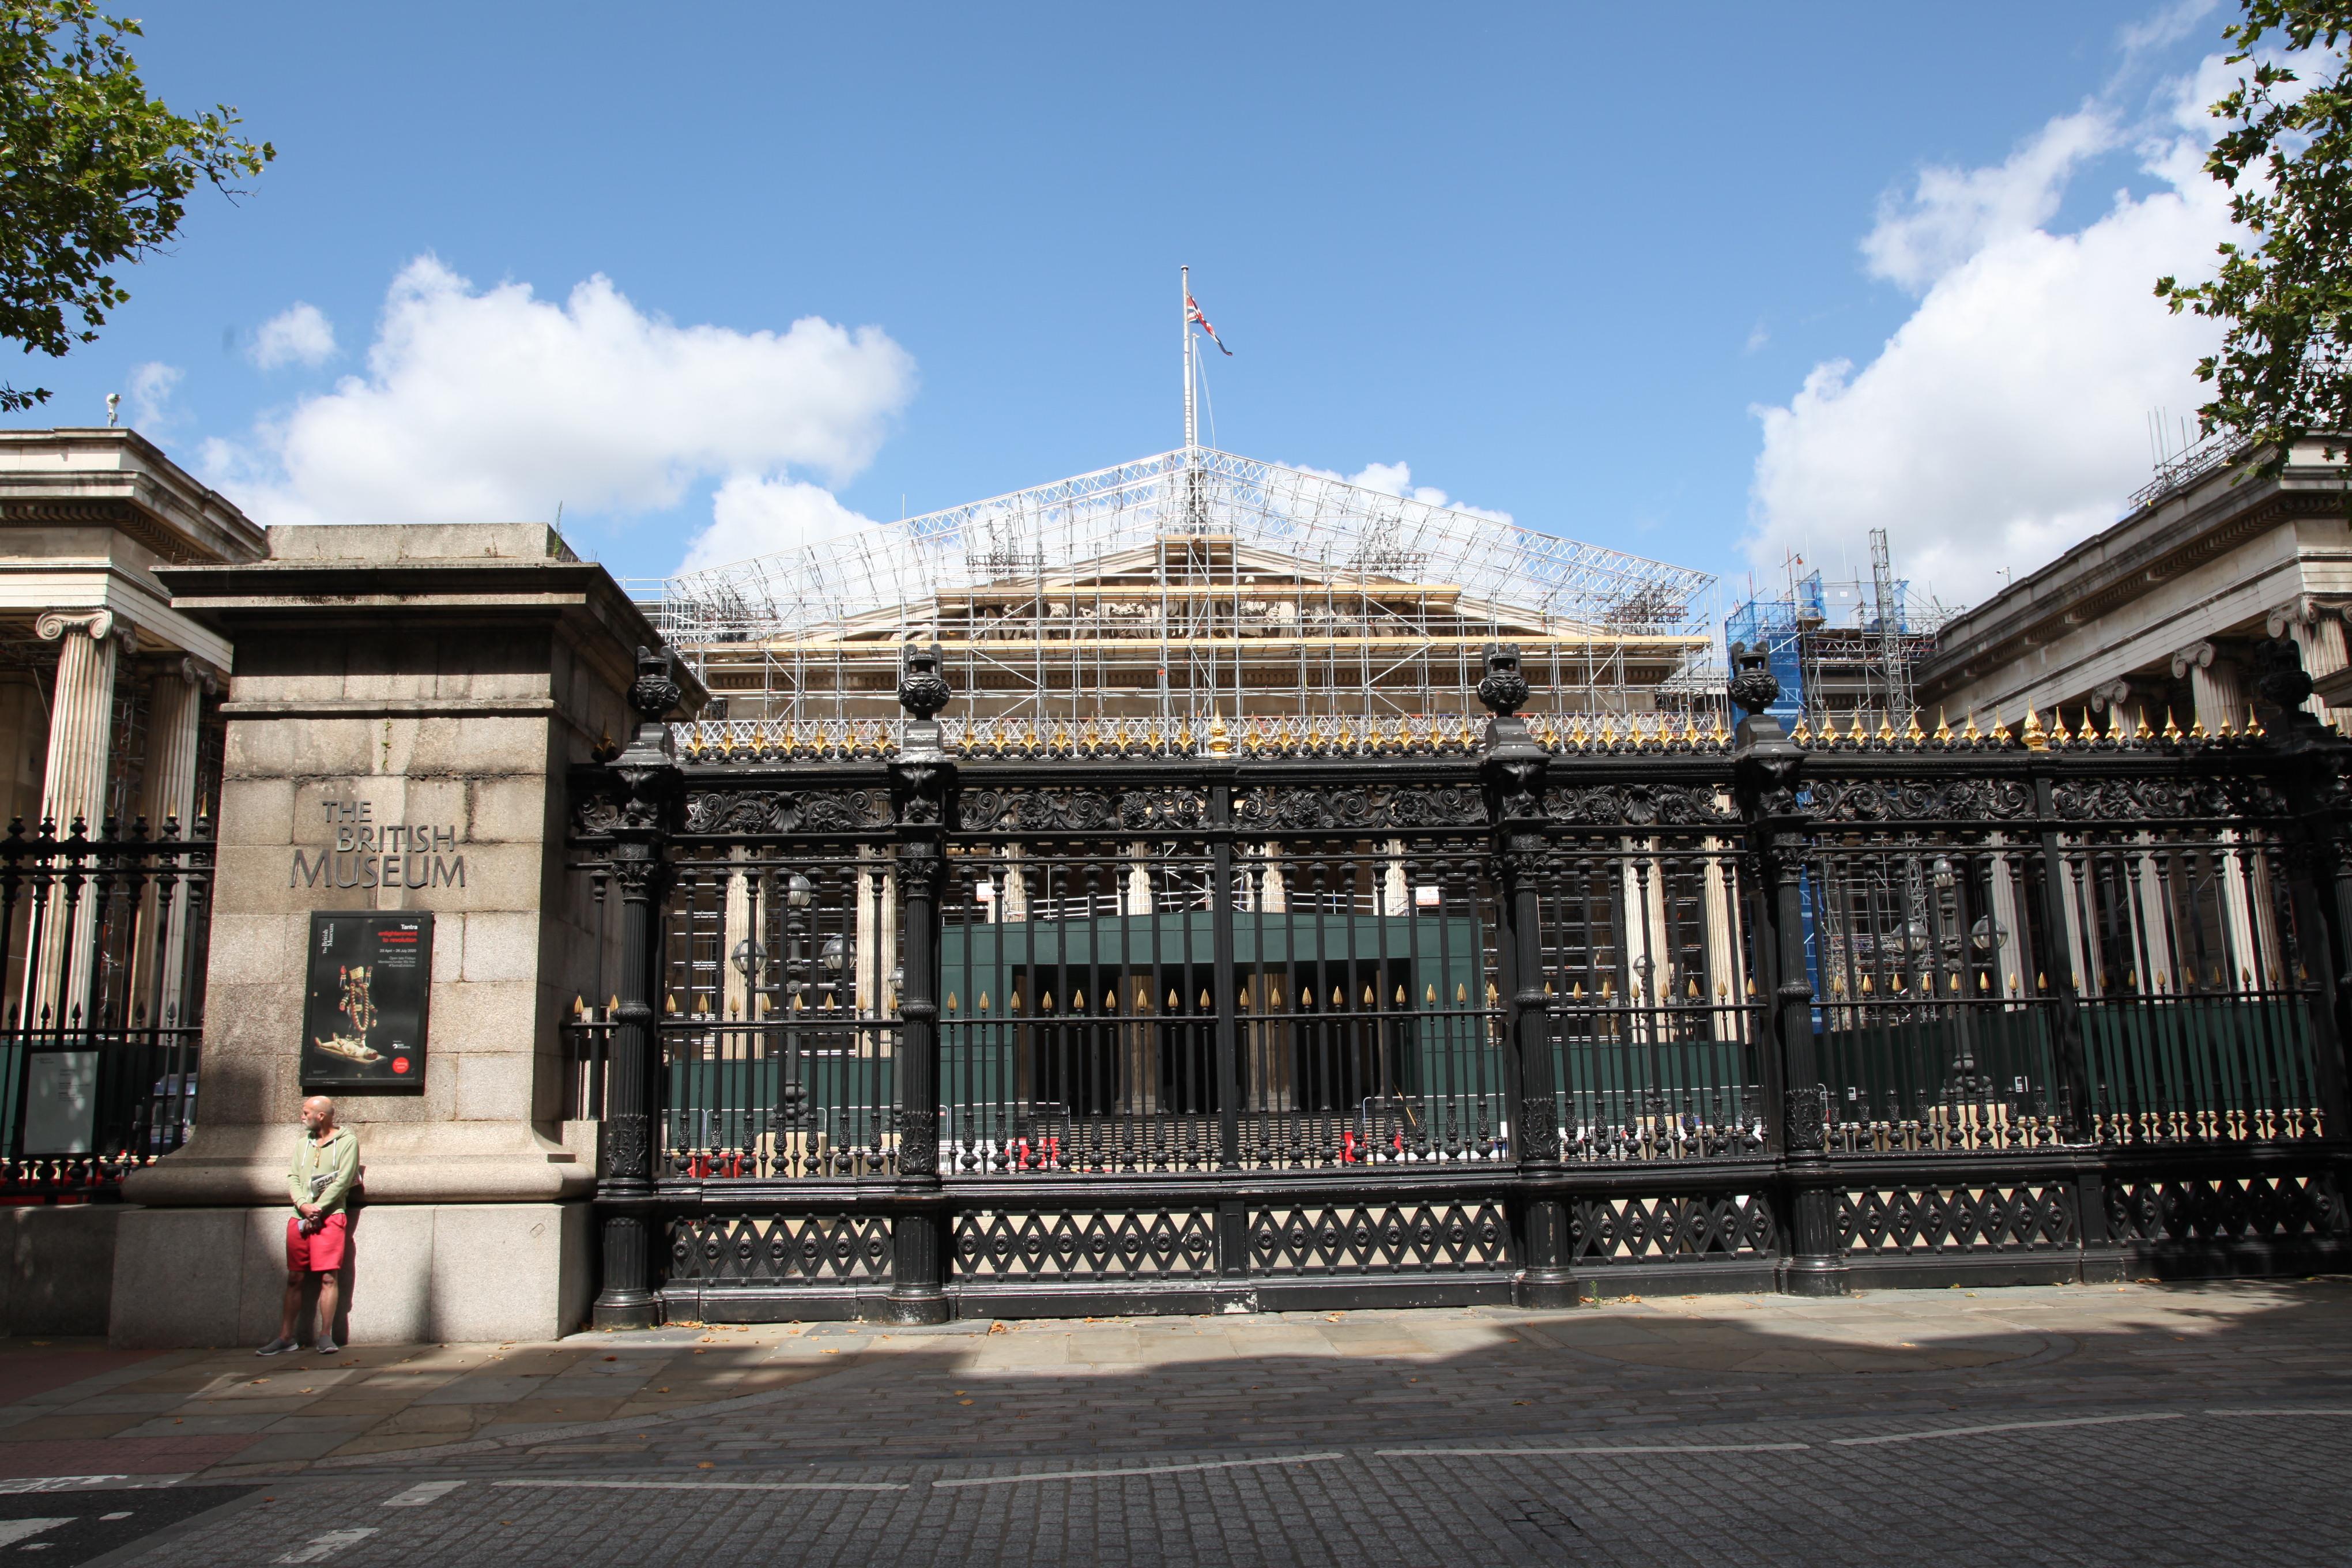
[115,523,683,1345]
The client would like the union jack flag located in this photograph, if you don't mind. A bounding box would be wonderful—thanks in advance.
[1186,293,1231,356]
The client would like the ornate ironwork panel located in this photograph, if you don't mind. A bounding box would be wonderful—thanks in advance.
[1834,1185,2076,1252]
[950,1209,1218,1279]
[1246,1203,1511,1274]
[666,1213,893,1284]
[1567,1192,1777,1261]
[2105,1173,2347,1243]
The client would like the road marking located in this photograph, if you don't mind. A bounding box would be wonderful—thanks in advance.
[933,1452,1347,1488]
[0,1521,73,1549]
[274,1528,379,1564]
[0,1477,127,1495]
[2207,1407,2352,1418]
[492,1479,907,1493]
[1832,1412,2185,1446]
[382,1480,467,1506]
[1378,1442,1811,1457]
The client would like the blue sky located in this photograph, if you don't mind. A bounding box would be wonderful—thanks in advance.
[20,2,2244,606]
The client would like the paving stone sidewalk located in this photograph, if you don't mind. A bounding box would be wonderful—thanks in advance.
[1,1279,2347,1565]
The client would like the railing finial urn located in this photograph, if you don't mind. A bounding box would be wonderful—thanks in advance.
[629,644,681,722]
[1477,643,1529,718]
[897,642,952,722]
[2253,635,2317,728]
[1726,642,1780,718]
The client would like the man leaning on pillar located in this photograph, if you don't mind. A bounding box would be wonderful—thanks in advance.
[258,1096,359,1356]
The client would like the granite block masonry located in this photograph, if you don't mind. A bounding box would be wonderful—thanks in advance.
[110,523,700,1347]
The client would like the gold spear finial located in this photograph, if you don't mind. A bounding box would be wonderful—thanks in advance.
[2022,707,2047,751]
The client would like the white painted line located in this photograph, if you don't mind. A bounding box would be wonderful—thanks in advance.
[275,1528,379,1564]
[0,1521,72,1549]
[492,1478,907,1494]
[1378,1442,1811,1457]
[933,1452,1347,1488]
[0,1477,126,1495]
[1832,1412,2185,1446]
[382,1480,467,1506]
[2207,1407,2352,1418]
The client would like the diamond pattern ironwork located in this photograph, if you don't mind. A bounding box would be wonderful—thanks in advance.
[1567,1193,1775,1261]
[665,1214,891,1283]
[1247,1204,1509,1275]
[1835,1185,2075,1252]
[2106,1173,2346,1242]
[950,1210,1218,1279]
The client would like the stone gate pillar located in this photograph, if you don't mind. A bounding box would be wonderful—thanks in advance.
[110,524,695,1347]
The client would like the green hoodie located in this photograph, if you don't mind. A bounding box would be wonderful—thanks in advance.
[287,1126,359,1216]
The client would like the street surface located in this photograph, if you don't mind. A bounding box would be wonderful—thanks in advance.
[0,1278,2346,1566]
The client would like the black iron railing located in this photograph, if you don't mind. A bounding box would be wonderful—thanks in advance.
[0,815,214,1197]
[564,641,2352,1324]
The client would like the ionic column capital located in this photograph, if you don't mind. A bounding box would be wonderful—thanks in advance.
[2266,597,2318,638]
[35,608,115,643]
[2170,639,2221,678]
[171,655,223,695]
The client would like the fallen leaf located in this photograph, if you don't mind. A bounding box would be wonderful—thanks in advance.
[697,1462,714,1469]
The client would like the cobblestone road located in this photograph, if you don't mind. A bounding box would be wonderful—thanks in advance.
[0,1278,2346,1566]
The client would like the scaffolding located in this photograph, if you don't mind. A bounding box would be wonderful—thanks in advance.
[1722,529,1953,729]
[660,446,1718,726]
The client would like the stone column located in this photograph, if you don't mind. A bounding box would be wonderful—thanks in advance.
[134,659,210,1030]
[35,610,121,834]
[2171,641,2251,733]
[31,610,123,1019]
[1124,843,1155,915]
[1379,838,1409,917]
[2088,673,2172,737]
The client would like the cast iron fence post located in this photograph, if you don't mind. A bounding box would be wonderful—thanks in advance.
[1727,645,1848,1296]
[2252,638,2352,1135]
[887,645,955,1325]
[592,647,682,1330]
[1478,647,1570,1306]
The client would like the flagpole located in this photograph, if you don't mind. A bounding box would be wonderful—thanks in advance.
[1181,265,1196,453]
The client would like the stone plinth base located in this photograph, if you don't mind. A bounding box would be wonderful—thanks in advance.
[109,1202,590,1348]
[1,1205,120,1336]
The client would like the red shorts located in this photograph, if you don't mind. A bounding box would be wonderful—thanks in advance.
[285,1212,348,1273]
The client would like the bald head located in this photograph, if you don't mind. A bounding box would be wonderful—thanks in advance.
[300,1096,336,1132]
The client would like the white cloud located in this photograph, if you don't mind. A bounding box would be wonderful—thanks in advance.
[2119,0,2218,63]
[126,361,182,431]
[679,474,888,573]
[205,256,916,536]
[251,302,337,369]
[1286,459,1515,524]
[1747,61,2242,609]
[1859,109,2119,295]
